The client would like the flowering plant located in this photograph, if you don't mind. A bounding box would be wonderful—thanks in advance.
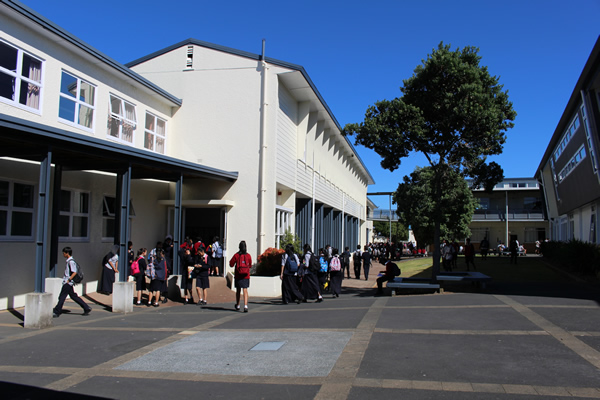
[255,247,285,276]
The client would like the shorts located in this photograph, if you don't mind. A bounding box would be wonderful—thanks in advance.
[196,276,210,289]
[235,278,249,289]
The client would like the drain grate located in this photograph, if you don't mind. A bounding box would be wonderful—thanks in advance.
[250,341,286,351]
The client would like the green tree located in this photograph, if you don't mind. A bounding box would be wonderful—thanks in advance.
[394,166,477,248]
[343,43,515,279]
[373,220,408,242]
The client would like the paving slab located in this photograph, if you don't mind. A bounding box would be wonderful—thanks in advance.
[67,376,321,399]
[0,329,174,368]
[81,309,226,329]
[377,306,540,331]
[0,372,69,387]
[357,332,600,387]
[348,387,588,400]
[117,330,352,377]
[387,293,505,307]
[530,307,600,332]
[212,308,368,330]
[508,294,600,307]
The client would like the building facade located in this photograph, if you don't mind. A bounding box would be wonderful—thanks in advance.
[469,178,548,253]
[0,0,373,311]
[536,37,600,244]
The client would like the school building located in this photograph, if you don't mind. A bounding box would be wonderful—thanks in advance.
[0,0,374,323]
[536,36,600,244]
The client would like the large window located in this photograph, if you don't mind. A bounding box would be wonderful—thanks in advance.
[144,113,166,154]
[0,180,35,239]
[58,190,89,240]
[553,114,580,162]
[0,40,43,111]
[58,71,95,130]
[102,196,135,240]
[558,145,586,182]
[108,95,136,143]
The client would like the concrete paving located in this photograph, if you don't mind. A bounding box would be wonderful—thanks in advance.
[2,260,600,399]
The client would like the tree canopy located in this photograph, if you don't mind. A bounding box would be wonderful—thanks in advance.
[343,43,516,278]
[373,220,408,243]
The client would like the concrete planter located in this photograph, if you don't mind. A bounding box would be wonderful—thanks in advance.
[227,272,281,298]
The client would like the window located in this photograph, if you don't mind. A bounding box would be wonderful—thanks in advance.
[581,103,598,174]
[0,180,35,239]
[108,95,136,143]
[58,190,89,240]
[553,114,580,162]
[0,40,43,111]
[524,228,545,243]
[477,198,489,210]
[102,196,135,240]
[144,113,166,154]
[58,71,95,129]
[558,145,586,182]
[524,197,541,210]
[275,206,293,248]
[470,228,489,242]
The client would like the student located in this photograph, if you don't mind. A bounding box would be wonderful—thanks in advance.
[464,238,476,271]
[147,249,167,307]
[353,245,362,279]
[341,246,351,279]
[99,244,119,294]
[301,244,323,303]
[329,249,342,298]
[211,236,223,276]
[132,248,147,305]
[194,246,211,305]
[361,245,372,280]
[229,240,252,312]
[179,247,195,304]
[53,247,92,318]
[280,244,303,304]
[376,258,397,295]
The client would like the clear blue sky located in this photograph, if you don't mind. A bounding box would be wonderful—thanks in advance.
[19,0,600,209]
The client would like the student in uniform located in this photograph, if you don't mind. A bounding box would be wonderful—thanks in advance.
[301,244,324,303]
[133,248,147,306]
[280,244,303,304]
[229,240,252,312]
[53,247,91,318]
[194,246,211,306]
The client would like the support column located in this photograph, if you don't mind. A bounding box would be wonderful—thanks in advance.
[26,150,53,329]
[170,175,183,301]
[114,166,134,314]
[49,164,62,278]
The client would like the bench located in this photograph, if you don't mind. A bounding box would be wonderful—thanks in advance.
[386,277,441,296]
[436,271,492,289]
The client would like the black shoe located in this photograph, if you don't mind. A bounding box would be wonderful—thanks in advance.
[52,313,60,318]
[295,299,302,304]
[83,309,91,316]
[235,304,241,310]
[316,298,323,303]
[161,298,168,304]
[146,303,152,307]
[243,307,248,313]
[153,303,159,307]
[197,301,203,306]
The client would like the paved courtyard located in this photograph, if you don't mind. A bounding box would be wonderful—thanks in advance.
[2,261,600,399]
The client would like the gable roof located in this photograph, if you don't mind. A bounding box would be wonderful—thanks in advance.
[126,38,375,185]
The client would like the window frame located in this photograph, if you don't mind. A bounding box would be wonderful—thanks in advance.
[0,39,44,113]
[107,94,137,144]
[144,112,167,154]
[101,195,135,242]
[58,70,96,132]
[0,179,35,241]
[58,189,90,241]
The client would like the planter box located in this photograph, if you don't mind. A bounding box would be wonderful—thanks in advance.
[227,272,281,298]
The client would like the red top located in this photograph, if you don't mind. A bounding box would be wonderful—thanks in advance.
[229,252,252,280]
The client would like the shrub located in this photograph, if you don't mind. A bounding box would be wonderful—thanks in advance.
[255,247,285,276]
[279,229,302,254]
[541,240,600,277]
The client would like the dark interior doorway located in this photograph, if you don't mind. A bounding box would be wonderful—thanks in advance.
[184,208,222,243]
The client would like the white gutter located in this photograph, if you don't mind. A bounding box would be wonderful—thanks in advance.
[258,39,268,253]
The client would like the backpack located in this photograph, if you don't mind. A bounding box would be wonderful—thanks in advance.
[236,253,251,277]
[341,252,350,266]
[145,262,156,280]
[213,242,223,259]
[353,251,361,264]
[330,256,341,272]
[319,257,328,273]
[130,256,142,276]
[70,260,84,284]
[284,254,298,274]
[309,253,320,273]
[391,262,401,276]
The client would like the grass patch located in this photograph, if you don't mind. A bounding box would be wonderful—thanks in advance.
[394,255,568,284]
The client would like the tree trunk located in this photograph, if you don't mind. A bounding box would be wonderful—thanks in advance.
[431,220,441,282]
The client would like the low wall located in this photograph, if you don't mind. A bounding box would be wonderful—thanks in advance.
[227,272,281,298]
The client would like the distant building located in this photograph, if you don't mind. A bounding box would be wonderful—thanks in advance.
[469,178,548,253]
[536,37,600,243]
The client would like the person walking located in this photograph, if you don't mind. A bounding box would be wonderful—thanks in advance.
[362,245,372,280]
[464,238,476,271]
[301,244,324,303]
[229,240,252,312]
[353,245,362,279]
[280,244,304,304]
[341,246,351,279]
[53,247,91,318]
[329,249,342,298]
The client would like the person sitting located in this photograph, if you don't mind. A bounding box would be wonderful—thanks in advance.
[376,258,397,295]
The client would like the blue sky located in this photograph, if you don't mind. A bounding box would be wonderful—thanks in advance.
[18,0,599,209]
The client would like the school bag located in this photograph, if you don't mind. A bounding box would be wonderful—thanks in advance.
[319,257,328,273]
[309,252,320,274]
[353,250,361,264]
[70,260,84,284]
[391,262,401,276]
[236,253,251,277]
[213,242,223,259]
[145,262,156,280]
[342,252,350,266]
[330,256,341,272]
[130,256,142,276]
[284,254,298,274]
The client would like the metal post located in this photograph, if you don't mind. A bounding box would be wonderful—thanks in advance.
[49,164,62,278]
[505,190,509,245]
[118,165,131,282]
[34,150,52,293]
[173,174,183,275]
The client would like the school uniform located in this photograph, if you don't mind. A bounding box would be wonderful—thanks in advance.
[300,252,321,300]
[281,253,303,304]
[194,254,211,289]
[329,255,343,296]
[53,257,91,317]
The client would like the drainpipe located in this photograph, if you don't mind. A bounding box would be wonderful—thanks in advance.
[505,190,509,245]
[258,39,268,254]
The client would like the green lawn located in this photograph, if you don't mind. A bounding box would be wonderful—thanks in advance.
[393,254,569,284]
